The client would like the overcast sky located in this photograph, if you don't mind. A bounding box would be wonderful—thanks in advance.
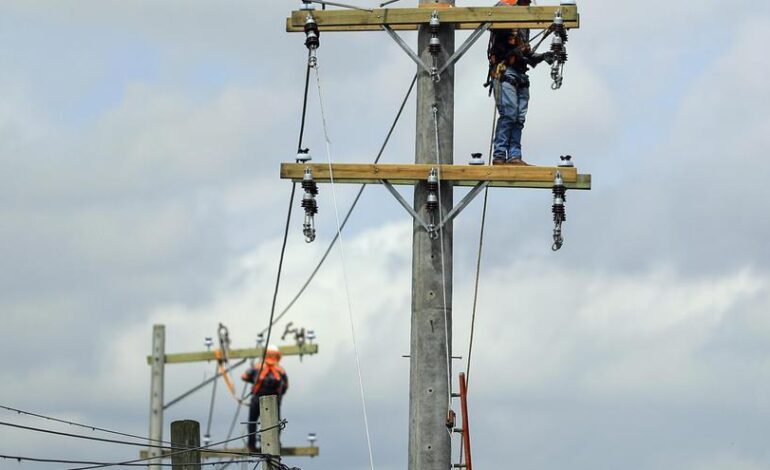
[1,0,770,469]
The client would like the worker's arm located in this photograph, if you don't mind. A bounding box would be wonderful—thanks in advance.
[241,368,255,383]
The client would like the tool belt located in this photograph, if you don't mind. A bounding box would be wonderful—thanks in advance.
[500,73,530,89]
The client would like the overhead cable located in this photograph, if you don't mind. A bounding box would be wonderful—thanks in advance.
[0,454,267,468]
[259,73,417,337]
[0,404,172,446]
[314,61,376,470]
[65,426,285,470]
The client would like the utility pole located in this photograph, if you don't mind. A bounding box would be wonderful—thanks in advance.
[148,324,165,470]
[170,420,201,469]
[282,4,588,469]
[410,1,455,469]
[144,324,320,462]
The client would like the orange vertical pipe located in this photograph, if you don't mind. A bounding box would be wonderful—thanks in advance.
[459,373,473,470]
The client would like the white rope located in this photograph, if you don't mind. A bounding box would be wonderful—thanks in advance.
[431,105,453,412]
[314,64,376,470]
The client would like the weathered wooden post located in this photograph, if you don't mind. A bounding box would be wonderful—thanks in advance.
[170,420,201,469]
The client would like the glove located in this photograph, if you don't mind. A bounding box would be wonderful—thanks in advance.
[543,51,556,65]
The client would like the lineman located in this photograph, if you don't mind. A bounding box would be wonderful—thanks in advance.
[488,0,555,165]
[241,345,289,452]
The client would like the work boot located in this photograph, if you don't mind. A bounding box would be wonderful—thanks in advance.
[507,157,530,166]
[492,156,506,165]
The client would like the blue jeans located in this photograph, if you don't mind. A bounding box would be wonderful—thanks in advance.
[492,71,530,160]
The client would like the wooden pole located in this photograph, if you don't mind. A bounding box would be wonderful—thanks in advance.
[260,395,282,470]
[409,1,455,469]
[170,420,201,469]
[148,324,165,470]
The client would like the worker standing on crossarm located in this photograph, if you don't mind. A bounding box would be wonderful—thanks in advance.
[487,0,555,165]
[241,345,289,453]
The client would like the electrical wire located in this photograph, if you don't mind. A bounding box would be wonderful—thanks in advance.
[219,44,321,467]
[465,100,497,391]
[205,363,219,443]
[258,73,417,337]
[314,62,376,470]
[65,426,285,470]
[164,358,248,410]
[458,100,498,468]
[0,454,268,467]
[0,404,172,446]
[431,105,454,413]
[0,420,166,450]
[0,419,282,457]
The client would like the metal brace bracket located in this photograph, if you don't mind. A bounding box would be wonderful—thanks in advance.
[383,21,491,79]
[382,25,434,76]
[381,179,490,238]
[381,179,437,237]
[437,22,491,76]
[435,181,489,232]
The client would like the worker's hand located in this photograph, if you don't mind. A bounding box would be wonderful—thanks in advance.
[543,51,556,65]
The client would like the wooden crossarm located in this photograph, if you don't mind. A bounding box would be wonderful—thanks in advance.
[145,344,319,365]
[286,5,579,32]
[281,163,591,190]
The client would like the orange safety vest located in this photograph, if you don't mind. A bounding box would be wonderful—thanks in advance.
[243,364,287,395]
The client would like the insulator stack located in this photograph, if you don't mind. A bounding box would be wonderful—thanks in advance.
[429,13,441,34]
[426,168,439,212]
[301,168,319,243]
[551,172,567,251]
[429,12,441,55]
[304,14,320,66]
[550,10,569,90]
[304,15,320,50]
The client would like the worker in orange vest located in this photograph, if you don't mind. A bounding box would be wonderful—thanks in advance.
[241,345,289,452]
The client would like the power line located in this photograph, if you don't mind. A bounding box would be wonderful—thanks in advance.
[0,420,166,450]
[0,418,285,458]
[64,425,285,470]
[258,73,417,337]
[0,404,172,446]
[314,59,375,470]
[0,453,268,467]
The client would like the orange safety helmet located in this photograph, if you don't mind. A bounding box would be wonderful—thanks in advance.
[264,344,282,365]
[499,0,531,4]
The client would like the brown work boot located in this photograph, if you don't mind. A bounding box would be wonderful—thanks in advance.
[507,157,530,166]
[492,157,506,165]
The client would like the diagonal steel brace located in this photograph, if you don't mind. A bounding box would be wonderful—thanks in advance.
[382,25,433,76]
[437,22,491,76]
[435,181,489,231]
[380,179,436,235]
[382,179,489,237]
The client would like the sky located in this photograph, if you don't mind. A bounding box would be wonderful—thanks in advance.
[1,0,770,469]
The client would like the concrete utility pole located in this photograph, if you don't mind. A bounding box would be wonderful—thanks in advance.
[170,420,201,469]
[148,324,165,470]
[410,1,455,469]
[260,395,282,470]
[282,5,588,469]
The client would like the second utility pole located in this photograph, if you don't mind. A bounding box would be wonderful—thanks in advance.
[409,0,455,469]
